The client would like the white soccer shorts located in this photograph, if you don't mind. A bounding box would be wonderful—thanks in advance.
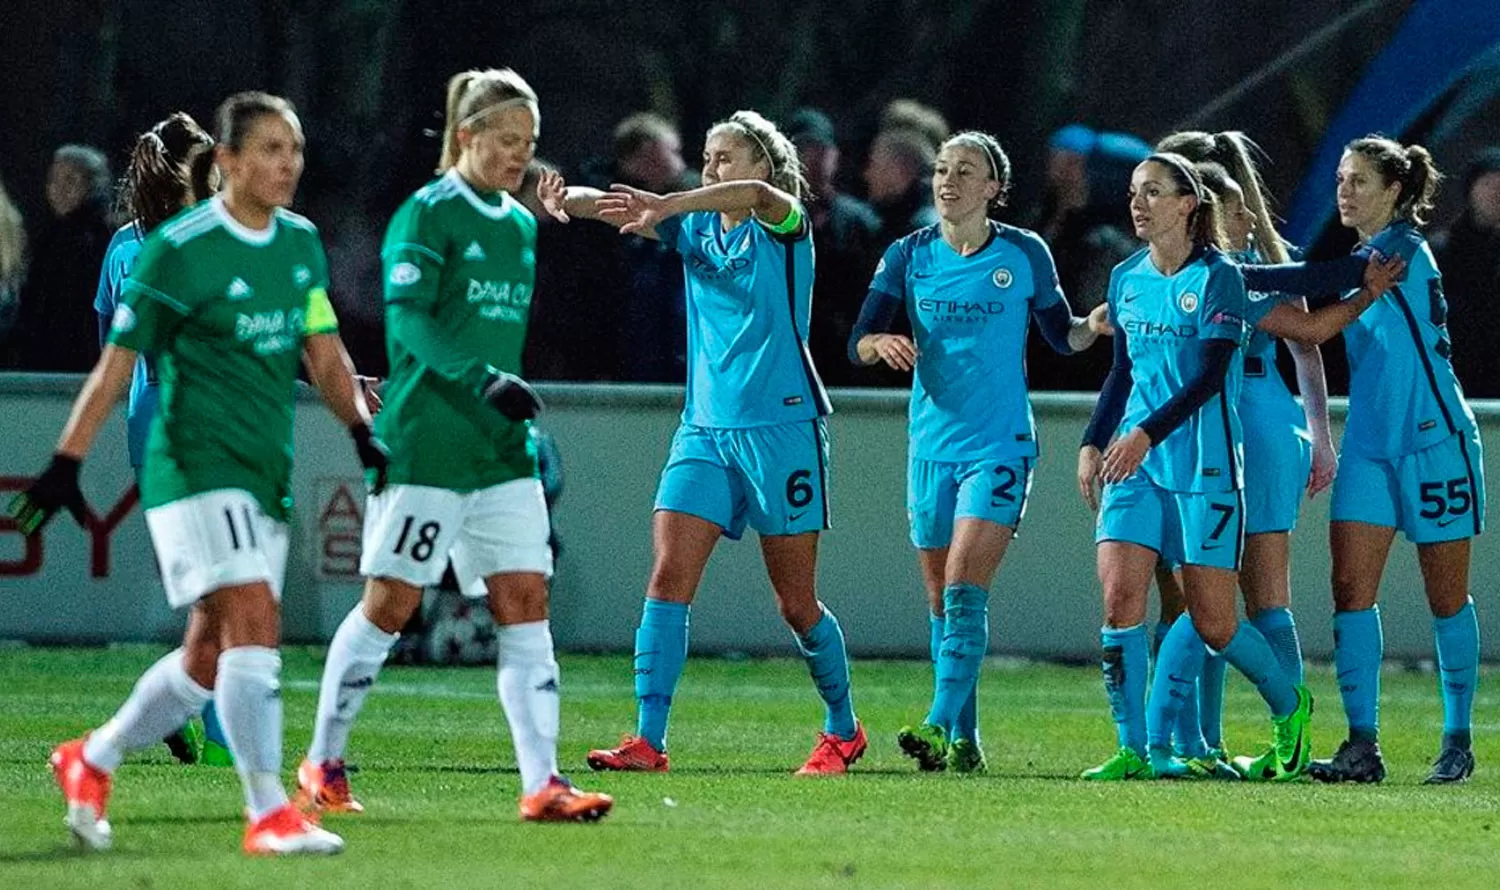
[360,478,553,595]
[145,488,289,609]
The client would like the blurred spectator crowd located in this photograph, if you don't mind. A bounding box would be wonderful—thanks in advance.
[3,107,1498,397]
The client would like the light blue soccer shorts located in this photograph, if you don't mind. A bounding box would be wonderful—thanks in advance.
[1331,429,1485,544]
[1095,473,1245,571]
[907,456,1033,549]
[655,419,830,540]
[1242,423,1312,536]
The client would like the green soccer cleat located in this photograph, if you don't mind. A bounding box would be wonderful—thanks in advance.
[896,723,949,772]
[1237,685,1313,782]
[163,720,204,765]
[1181,753,1241,781]
[200,738,235,767]
[1081,747,1154,781]
[946,738,987,774]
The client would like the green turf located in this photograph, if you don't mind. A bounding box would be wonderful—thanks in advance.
[1,647,1497,888]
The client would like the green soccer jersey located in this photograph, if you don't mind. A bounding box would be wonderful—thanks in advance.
[107,197,338,521]
[377,169,539,491]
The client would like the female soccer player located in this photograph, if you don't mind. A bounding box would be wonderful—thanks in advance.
[1234,137,1481,784]
[849,132,1104,773]
[542,110,865,775]
[1075,153,1394,782]
[12,91,382,854]
[92,112,234,768]
[298,69,613,823]
[1142,131,1336,773]
[1143,155,1404,778]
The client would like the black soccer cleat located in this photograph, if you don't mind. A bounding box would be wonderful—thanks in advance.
[1308,738,1386,784]
[1423,746,1475,785]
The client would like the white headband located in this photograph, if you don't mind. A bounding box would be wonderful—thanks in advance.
[459,97,539,132]
[952,135,1001,181]
[730,122,776,176]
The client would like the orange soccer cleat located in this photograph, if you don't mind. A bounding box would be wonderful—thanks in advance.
[587,734,670,772]
[295,758,365,814]
[519,776,615,823]
[243,803,345,856]
[795,721,869,776]
[50,737,113,851]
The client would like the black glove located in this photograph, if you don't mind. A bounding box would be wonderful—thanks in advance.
[350,423,390,494]
[481,371,544,421]
[8,454,88,534]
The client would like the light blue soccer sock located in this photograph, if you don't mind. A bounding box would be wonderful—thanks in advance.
[932,611,979,742]
[1220,622,1298,718]
[1333,606,1383,743]
[202,700,229,748]
[1101,625,1148,755]
[1152,620,1171,661]
[634,599,689,752]
[1148,614,1205,753]
[1196,653,1226,751]
[796,605,857,739]
[925,584,988,733]
[1433,598,1479,751]
[1250,607,1304,685]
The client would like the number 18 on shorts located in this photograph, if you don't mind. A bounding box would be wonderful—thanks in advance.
[360,479,554,595]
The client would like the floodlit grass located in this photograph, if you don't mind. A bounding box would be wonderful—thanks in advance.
[1,647,1497,888]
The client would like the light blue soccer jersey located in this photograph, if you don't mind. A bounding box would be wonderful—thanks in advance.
[92,223,158,468]
[1234,245,1310,444]
[870,222,1063,461]
[1110,246,1248,493]
[1341,221,1475,459]
[656,210,831,429]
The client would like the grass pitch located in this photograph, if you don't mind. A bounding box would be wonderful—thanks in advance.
[1,647,1497,889]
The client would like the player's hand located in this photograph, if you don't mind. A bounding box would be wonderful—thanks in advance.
[1307,434,1338,498]
[537,169,571,223]
[7,454,88,535]
[598,184,667,235]
[1077,445,1103,513]
[1087,303,1115,336]
[866,334,918,371]
[1361,251,1406,297]
[349,423,390,495]
[1101,427,1151,484]
[481,370,544,421]
[355,375,384,416]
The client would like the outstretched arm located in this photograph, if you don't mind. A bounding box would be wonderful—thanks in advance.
[599,181,800,235]
[1254,255,1403,346]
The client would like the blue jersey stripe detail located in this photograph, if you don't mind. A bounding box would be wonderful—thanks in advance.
[1390,284,1458,439]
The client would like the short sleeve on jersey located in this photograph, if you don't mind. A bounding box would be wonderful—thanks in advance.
[109,237,191,354]
[1201,260,1249,343]
[382,200,445,309]
[305,286,339,335]
[870,239,910,299]
[1014,230,1065,310]
[1366,222,1424,266]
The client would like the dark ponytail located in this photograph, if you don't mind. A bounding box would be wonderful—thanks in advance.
[121,112,215,234]
[1346,135,1444,227]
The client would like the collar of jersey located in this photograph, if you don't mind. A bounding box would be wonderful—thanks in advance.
[210,196,278,246]
[445,169,514,220]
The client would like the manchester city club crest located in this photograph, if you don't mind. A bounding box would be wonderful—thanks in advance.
[992,267,1013,288]
[1178,291,1199,313]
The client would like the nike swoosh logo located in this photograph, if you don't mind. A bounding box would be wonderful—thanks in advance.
[1167,674,1192,684]
[1247,291,1271,303]
[1120,292,1139,303]
[789,511,808,522]
[1436,515,1463,528]
[914,271,935,279]
[1201,544,1224,551]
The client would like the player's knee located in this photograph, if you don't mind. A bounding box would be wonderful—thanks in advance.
[1330,564,1374,613]
[645,564,696,603]
[362,578,422,634]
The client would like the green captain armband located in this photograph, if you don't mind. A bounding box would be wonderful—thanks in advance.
[762,202,804,236]
[305,286,339,335]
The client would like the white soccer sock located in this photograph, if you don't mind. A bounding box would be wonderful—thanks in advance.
[496,620,560,796]
[217,646,288,821]
[307,606,399,764]
[83,647,212,774]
